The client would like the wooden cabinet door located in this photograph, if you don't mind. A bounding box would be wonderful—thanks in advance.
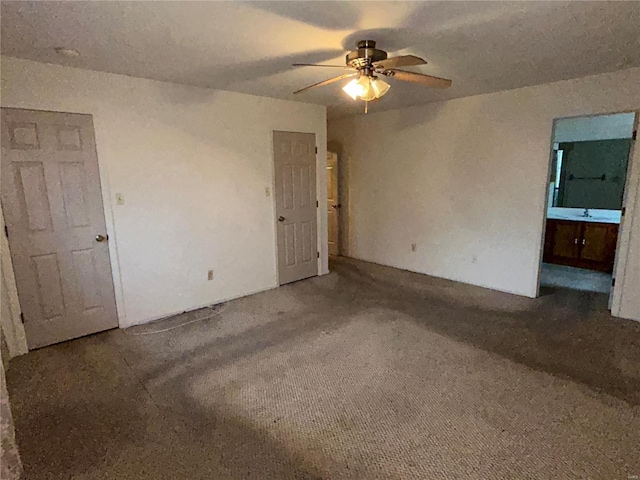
[579,223,618,272]
[549,220,581,260]
[580,223,609,263]
[545,219,619,273]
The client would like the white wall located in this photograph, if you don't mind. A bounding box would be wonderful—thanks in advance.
[1,56,327,328]
[328,67,640,321]
[554,112,635,142]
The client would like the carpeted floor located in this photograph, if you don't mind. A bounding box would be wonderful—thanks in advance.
[6,257,640,479]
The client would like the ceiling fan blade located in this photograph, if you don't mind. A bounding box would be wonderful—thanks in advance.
[293,73,357,95]
[292,63,352,69]
[373,55,427,69]
[384,69,452,89]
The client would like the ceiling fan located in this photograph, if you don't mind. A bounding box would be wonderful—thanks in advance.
[292,40,452,113]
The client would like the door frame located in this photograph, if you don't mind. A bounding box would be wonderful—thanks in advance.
[0,107,121,352]
[327,151,340,256]
[610,112,640,314]
[535,109,639,316]
[271,130,321,286]
[0,203,28,357]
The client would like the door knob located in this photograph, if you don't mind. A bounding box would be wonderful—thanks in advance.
[95,234,108,242]
[331,204,342,209]
[278,216,285,222]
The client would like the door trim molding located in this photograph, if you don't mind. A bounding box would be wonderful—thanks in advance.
[0,203,28,357]
[327,151,340,256]
[611,111,640,318]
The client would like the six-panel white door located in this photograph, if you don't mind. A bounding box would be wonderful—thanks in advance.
[1,108,118,348]
[273,131,318,285]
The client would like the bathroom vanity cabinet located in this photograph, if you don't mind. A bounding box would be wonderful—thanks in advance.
[543,219,618,273]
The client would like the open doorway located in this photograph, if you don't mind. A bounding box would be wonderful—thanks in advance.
[327,151,341,256]
[539,112,636,302]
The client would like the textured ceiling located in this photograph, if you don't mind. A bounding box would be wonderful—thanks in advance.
[2,1,639,118]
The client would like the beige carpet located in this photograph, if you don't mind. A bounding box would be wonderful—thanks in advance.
[6,257,640,479]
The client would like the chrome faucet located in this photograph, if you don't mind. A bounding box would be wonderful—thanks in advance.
[583,208,590,218]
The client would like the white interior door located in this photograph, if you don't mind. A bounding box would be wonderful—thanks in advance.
[1,108,118,348]
[273,131,318,285]
[327,152,340,256]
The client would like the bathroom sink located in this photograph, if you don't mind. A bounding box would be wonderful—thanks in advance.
[546,213,619,224]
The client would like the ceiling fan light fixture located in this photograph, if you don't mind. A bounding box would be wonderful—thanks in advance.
[370,77,391,99]
[342,75,391,102]
[358,76,377,101]
[342,78,365,100]
[292,40,451,111]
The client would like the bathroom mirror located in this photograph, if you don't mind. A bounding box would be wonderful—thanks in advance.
[550,113,635,210]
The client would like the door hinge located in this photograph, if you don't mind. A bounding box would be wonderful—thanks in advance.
[3,225,7,238]
[316,200,319,207]
[315,146,318,154]
[622,207,626,216]
[611,278,616,287]
[317,251,320,258]
[20,312,25,324]
[633,130,637,141]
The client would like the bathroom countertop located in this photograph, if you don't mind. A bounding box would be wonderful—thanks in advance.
[546,208,621,224]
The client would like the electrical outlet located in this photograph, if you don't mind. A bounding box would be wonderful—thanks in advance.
[411,243,417,252]
[115,193,125,205]
[207,270,214,281]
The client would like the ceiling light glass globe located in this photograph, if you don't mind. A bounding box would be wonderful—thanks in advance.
[358,76,377,101]
[371,78,391,98]
[342,79,365,100]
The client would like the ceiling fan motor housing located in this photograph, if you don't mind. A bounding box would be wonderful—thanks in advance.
[346,40,388,69]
